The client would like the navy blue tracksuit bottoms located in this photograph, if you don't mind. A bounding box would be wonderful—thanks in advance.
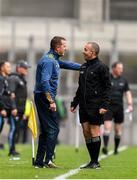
[0,112,17,154]
[34,93,59,165]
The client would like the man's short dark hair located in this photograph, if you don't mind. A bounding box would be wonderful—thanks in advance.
[50,36,66,50]
[112,61,123,68]
[0,61,7,71]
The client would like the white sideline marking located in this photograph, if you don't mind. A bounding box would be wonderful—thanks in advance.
[54,145,128,179]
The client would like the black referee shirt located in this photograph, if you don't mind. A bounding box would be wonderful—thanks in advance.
[110,74,130,106]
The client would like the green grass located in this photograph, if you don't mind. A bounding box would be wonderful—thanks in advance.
[70,147,137,179]
[0,144,137,179]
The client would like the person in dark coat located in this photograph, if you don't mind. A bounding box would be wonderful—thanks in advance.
[70,42,111,169]
[0,61,18,156]
[9,60,30,143]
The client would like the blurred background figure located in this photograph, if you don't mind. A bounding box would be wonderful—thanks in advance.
[102,62,133,155]
[55,97,67,145]
[0,61,19,157]
[9,60,31,144]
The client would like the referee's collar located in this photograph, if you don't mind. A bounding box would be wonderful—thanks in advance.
[111,73,121,79]
[87,57,99,65]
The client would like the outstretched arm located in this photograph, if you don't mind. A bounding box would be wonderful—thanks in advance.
[58,59,81,71]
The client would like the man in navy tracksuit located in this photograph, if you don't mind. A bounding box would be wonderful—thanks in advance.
[34,36,81,168]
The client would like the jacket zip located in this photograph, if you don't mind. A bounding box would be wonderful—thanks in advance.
[84,65,90,108]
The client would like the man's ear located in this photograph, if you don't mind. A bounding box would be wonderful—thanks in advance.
[55,45,60,53]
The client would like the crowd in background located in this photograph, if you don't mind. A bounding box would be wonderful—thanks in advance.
[0,60,30,158]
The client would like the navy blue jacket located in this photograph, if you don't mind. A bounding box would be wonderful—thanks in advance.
[34,49,81,99]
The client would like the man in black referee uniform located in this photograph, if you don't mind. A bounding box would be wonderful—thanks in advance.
[102,61,133,155]
[70,42,111,169]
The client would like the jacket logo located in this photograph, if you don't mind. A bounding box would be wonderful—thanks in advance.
[94,91,97,94]
[55,62,59,68]
[80,71,84,74]
[119,82,124,86]
[91,72,94,74]
[48,54,54,59]
[20,81,24,86]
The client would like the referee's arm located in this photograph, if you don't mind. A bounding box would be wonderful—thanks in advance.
[125,90,133,111]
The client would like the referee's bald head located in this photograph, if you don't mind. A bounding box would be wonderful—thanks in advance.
[87,42,100,56]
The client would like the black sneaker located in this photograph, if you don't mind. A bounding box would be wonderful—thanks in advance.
[8,151,20,156]
[34,161,45,168]
[102,147,108,155]
[80,161,92,169]
[90,162,101,169]
[114,149,118,155]
[81,161,101,169]
[0,143,4,150]
[34,164,44,168]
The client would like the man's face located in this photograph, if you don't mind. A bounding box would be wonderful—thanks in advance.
[17,67,28,76]
[112,63,123,76]
[83,43,95,61]
[2,62,11,75]
[55,40,67,56]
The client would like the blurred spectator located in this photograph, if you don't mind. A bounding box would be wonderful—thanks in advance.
[56,98,67,122]
[9,60,30,144]
[102,61,133,155]
[55,98,67,144]
[0,61,18,156]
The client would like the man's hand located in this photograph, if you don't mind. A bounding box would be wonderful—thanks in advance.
[11,93,15,99]
[49,102,56,112]
[22,114,28,120]
[1,109,7,117]
[99,108,107,114]
[11,109,18,117]
[127,104,133,112]
[70,107,76,113]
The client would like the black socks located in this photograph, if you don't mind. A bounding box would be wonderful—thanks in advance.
[114,134,121,153]
[86,136,101,163]
[103,133,110,148]
[86,139,92,161]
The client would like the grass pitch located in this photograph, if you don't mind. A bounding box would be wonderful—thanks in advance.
[0,144,137,179]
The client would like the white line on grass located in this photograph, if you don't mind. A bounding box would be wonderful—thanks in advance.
[54,145,128,179]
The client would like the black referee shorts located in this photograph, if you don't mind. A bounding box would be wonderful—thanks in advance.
[104,104,124,123]
[79,108,103,125]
